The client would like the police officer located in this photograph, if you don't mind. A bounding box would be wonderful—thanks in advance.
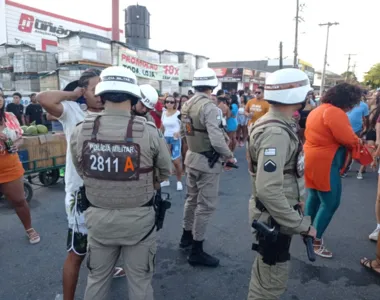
[180,67,236,267]
[70,66,171,300]
[132,84,158,122]
[247,68,317,300]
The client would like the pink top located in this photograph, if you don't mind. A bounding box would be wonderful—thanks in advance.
[0,112,23,153]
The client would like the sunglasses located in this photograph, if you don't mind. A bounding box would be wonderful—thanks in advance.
[165,101,175,104]
[255,91,262,95]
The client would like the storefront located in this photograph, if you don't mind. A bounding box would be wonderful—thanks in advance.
[0,0,122,52]
[212,67,247,92]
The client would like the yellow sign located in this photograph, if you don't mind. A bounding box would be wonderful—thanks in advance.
[299,59,313,69]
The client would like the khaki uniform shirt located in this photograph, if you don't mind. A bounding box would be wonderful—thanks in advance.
[182,92,233,174]
[248,108,311,235]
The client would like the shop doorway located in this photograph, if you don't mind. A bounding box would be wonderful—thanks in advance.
[222,82,238,93]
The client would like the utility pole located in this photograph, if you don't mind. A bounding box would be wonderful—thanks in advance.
[293,0,299,67]
[279,42,283,69]
[345,53,357,81]
[319,22,339,95]
[352,62,357,75]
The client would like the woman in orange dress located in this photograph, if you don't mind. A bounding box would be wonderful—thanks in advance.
[304,83,362,258]
[0,95,40,244]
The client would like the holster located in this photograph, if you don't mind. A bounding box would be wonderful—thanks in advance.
[252,199,292,266]
[252,227,292,265]
[154,190,171,231]
[199,149,220,168]
[78,186,91,211]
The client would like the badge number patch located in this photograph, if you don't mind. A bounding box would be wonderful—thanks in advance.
[263,159,276,172]
[264,148,276,156]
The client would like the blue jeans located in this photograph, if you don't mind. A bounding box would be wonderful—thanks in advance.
[165,136,181,160]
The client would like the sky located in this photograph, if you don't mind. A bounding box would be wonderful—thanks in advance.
[13,0,380,81]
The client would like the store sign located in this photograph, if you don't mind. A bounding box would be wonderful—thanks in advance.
[212,68,243,81]
[243,69,254,77]
[5,3,113,51]
[221,77,241,82]
[18,13,71,38]
[119,51,182,82]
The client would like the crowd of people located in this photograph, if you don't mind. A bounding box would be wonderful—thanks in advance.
[1,67,380,300]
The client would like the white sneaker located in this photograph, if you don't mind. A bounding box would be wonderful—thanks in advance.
[357,172,363,180]
[160,180,170,188]
[177,181,183,191]
[369,228,380,241]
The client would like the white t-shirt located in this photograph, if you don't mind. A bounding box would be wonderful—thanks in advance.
[58,101,85,193]
[161,110,180,137]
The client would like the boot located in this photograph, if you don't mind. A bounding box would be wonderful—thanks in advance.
[179,229,193,249]
[188,240,219,267]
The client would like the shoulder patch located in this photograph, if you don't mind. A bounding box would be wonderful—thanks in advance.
[263,159,277,172]
[264,148,276,156]
[270,127,282,134]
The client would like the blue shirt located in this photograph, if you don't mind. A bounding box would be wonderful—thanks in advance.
[226,103,238,132]
[347,101,369,133]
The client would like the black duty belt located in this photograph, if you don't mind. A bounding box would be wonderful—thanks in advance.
[256,198,300,212]
[199,150,214,159]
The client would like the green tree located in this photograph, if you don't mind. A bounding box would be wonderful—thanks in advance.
[364,63,380,88]
[341,71,357,82]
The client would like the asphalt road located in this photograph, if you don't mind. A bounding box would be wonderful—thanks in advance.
[1,147,380,300]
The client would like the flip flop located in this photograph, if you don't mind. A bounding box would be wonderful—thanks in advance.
[113,267,126,279]
[360,257,380,277]
[26,228,40,245]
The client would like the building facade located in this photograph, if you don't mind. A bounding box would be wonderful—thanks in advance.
[209,58,315,86]
[0,0,122,52]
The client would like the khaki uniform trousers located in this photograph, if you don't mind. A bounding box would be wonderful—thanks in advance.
[183,167,220,241]
[247,254,289,300]
[84,207,157,300]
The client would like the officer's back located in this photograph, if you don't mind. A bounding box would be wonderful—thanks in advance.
[70,66,171,300]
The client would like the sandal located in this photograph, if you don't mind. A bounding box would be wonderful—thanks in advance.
[313,239,332,258]
[26,228,40,244]
[360,257,380,276]
[113,267,126,278]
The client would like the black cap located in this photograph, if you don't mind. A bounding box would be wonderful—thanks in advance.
[63,80,79,92]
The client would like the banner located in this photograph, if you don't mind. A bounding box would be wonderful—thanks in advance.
[119,51,182,82]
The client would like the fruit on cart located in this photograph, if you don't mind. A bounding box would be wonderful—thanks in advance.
[21,125,28,132]
[25,126,38,135]
[37,125,48,134]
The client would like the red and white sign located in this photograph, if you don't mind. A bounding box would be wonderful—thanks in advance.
[119,50,182,82]
[1,0,122,51]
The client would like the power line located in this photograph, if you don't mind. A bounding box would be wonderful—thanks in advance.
[319,22,339,95]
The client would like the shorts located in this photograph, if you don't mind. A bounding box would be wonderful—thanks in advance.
[65,188,90,256]
[237,114,248,126]
[165,136,182,160]
[366,129,376,141]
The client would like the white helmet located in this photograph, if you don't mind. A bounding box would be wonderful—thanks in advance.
[139,84,158,109]
[95,66,141,99]
[192,67,218,88]
[264,68,311,105]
